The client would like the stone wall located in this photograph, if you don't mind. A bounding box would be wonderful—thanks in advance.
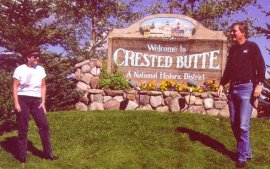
[74,60,258,118]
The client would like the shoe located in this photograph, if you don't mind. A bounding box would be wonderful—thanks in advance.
[44,154,59,160]
[18,157,26,164]
[236,160,246,168]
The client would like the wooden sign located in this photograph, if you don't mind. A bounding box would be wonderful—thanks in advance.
[108,14,227,85]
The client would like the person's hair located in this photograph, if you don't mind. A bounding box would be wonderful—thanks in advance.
[22,46,40,58]
[231,22,249,38]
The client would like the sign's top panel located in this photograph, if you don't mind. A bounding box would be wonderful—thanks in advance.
[140,17,196,39]
[109,14,227,41]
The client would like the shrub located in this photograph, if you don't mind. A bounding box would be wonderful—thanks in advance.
[99,61,129,90]
[0,70,14,121]
[40,52,80,111]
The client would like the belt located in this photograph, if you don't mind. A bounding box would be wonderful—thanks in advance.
[231,79,252,85]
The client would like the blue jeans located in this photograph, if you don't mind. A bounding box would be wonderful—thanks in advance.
[17,96,52,159]
[228,82,253,161]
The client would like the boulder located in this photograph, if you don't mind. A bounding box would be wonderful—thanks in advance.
[81,73,93,84]
[74,60,90,68]
[185,95,196,105]
[104,99,120,110]
[81,64,91,73]
[156,106,169,112]
[125,100,139,110]
[90,76,100,89]
[75,102,88,111]
[204,98,214,110]
[89,102,104,111]
[150,95,163,108]
[206,109,219,116]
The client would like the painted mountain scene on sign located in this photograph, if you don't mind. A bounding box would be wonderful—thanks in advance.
[140,17,196,38]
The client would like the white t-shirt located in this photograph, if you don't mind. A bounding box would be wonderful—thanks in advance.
[13,64,46,97]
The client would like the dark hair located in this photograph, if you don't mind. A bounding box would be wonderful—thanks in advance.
[22,46,40,58]
[231,22,249,38]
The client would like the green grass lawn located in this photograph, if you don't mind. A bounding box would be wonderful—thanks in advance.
[1,110,270,169]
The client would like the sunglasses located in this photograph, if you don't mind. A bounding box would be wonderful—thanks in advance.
[31,55,40,59]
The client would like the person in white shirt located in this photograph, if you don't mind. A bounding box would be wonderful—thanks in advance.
[13,48,58,163]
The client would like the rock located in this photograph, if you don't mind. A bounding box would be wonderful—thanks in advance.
[125,100,139,110]
[76,81,89,92]
[138,90,149,95]
[125,89,137,94]
[81,73,93,84]
[138,104,153,111]
[163,91,180,97]
[90,67,101,76]
[75,69,81,80]
[136,94,150,106]
[128,80,137,88]
[200,92,208,98]
[75,60,90,68]
[79,93,89,105]
[187,106,205,114]
[126,93,136,101]
[185,95,196,105]
[103,99,120,110]
[89,60,97,68]
[219,105,230,117]
[90,94,103,103]
[179,92,190,96]
[169,97,181,112]
[149,91,163,96]
[105,89,123,97]
[156,106,169,112]
[81,64,91,73]
[214,101,227,109]
[90,76,100,89]
[150,95,163,108]
[164,97,173,105]
[89,102,104,111]
[206,109,219,116]
[195,98,203,105]
[88,89,104,94]
[192,92,201,97]
[103,96,112,102]
[113,96,124,102]
[75,102,88,111]
[203,98,214,110]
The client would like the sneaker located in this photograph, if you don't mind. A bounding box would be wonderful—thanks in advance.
[236,160,246,168]
[44,154,59,160]
[18,157,26,164]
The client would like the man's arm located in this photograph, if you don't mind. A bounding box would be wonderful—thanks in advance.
[13,79,21,112]
[39,78,47,114]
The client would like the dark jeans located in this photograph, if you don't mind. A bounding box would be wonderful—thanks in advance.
[228,82,253,161]
[17,95,52,159]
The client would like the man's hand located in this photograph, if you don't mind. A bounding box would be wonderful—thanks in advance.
[39,101,47,114]
[217,85,224,97]
[253,84,263,98]
[15,103,21,112]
